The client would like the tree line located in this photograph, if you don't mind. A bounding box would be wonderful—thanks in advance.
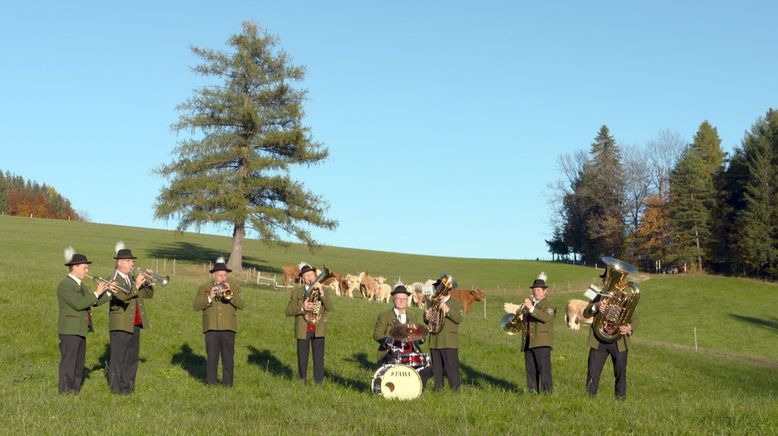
[0,170,84,221]
[547,109,778,279]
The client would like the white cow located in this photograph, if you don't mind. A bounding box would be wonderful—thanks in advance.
[342,274,360,298]
[565,298,594,330]
[407,282,427,310]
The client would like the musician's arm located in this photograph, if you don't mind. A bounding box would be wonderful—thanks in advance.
[229,284,246,310]
[583,302,597,318]
[194,285,211,311]
[446,300,464,324]
[373,314,388,342]
[285,290,303,317]
[321,290,334,312]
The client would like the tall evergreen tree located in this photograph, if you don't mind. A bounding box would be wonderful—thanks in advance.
[732,109,778,277]
[155,22,337,272]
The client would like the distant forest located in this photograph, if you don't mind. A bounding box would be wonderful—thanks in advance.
[0,171,83,221]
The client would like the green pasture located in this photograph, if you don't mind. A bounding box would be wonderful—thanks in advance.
[0,215,776,434]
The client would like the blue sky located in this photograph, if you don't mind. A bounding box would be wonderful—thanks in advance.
[2,1,776,259]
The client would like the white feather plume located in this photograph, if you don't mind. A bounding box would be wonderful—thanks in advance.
[64,246,75,263]
[216,256,225,264]
[298,262,308,270]
[537,271,547,281]
[115,240,125,254]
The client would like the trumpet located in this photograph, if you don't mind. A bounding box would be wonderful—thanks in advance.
[85,274,129,294]
[133,267,169,287]
[212,282,233,300]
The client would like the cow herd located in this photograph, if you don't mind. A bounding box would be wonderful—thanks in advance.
[281,263,596,329]
[280,263,485,313]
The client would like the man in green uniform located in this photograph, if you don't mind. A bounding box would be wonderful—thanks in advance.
[506,275,556,394]
[57,247,111,393]
[108,241,153,394]
[285,264,333,384]
[424,274,464,392]
[194,257,245,387]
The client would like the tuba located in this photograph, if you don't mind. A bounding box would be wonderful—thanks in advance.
[425,273,455,334]
[303,266,333,325]
[589,257,640,343]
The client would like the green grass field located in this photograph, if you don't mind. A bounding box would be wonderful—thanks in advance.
[0,215,776,434]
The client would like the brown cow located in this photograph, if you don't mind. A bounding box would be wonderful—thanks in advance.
[281,264,300,287]
[359,272,377,301]
[565,298,593,330]
[320,271,342,296]
[448,288,485,314]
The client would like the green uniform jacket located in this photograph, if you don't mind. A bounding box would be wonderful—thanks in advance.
[193,282,245,332]
[285,286,333,340]
[57,276,110,336]
[584,302,639,352]
[373,309,421,362]
[520,298,556,350]
[425,296,464,349]
[108,270,154,333]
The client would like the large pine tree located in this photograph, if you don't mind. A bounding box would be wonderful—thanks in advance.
[732,110,778,277]
[155,22,337,272]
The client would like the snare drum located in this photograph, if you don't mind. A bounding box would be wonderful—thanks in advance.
[398,352,429,369]
[371,364,422,400]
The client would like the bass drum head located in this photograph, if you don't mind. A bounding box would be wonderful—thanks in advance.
[371,364,422,400]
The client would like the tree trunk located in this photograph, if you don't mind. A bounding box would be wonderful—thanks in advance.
[227,222,245,273]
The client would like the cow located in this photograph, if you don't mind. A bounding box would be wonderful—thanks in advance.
[375,283,391,303]
[407,282,427,310]
[319,270,342,296]
[281,264,300,287]
[359,272,377,301]
[565,298,594,330]
[448,288,485,314]
[341,274,360,298]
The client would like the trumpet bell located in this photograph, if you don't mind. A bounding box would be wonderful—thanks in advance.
[500,313,522,335]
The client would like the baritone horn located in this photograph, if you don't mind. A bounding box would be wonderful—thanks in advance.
[134,267,170,287]
[303,266,334,325]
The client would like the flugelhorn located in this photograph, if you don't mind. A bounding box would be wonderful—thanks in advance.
[212,282,232,300]
[133,267,169,287]
[85,274,129,294]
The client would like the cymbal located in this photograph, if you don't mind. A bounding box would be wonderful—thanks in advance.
[390,323,429,341]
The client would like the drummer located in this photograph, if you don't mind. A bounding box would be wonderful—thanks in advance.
[373,283,431,385]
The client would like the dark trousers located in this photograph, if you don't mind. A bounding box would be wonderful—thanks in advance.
[524,346,553,393]
[109,326,141,394]
[205,330,236,386]
[58,334,86,394]
[297,333,325,384]
[430,348,460,391]
[587,342,628,398]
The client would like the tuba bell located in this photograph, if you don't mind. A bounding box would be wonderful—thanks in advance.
[303,266,333,325]
[425,273,455,334]
[589,257,640,343]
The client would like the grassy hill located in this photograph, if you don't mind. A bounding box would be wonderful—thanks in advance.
[0,215,776,434]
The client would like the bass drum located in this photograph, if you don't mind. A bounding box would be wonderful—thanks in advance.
[371,364,422,400]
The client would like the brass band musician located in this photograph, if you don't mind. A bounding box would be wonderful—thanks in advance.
[285,263,333,384]
[373,283,431,388]
[504,274,556,394]
[423,275,464,392]
[193,257,245,387]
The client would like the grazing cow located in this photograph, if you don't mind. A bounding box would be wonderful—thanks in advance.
[281,264,300,287]
[448,288,485,314]
[359,272,377,301]
[565,299,593,330]
[407,282,427,310]
[341,274,359,298]
[375,283,391,303]
[320,271,342,296]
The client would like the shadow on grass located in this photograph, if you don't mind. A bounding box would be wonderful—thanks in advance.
[324,370,370,392]
[345,352,375,372]
[460,362,520,392]
[247,346,294,379]
[147,241,279,272]
[729,314,778,332]
[171,343,207,383]
[84,343,111,383]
